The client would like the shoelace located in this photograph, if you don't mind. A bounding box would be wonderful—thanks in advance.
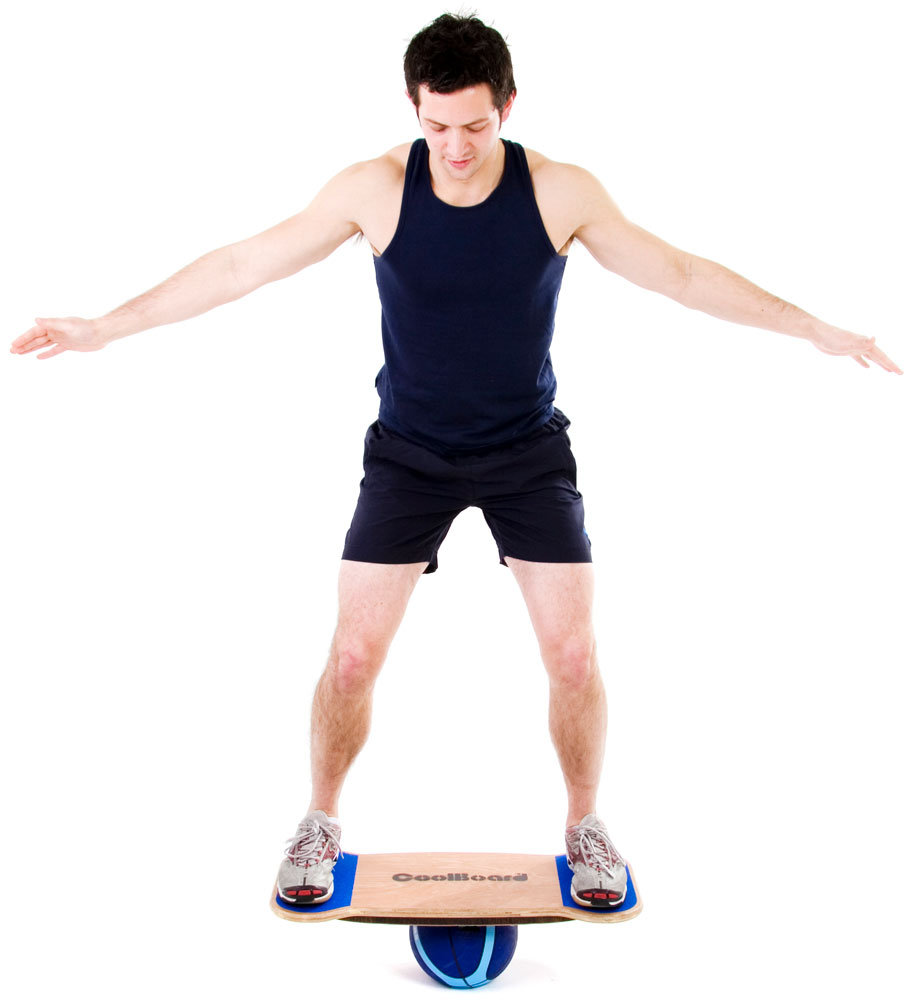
[573,825,623,874]
[284,819,344,870]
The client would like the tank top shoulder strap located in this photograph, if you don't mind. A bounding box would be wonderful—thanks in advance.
[502,140,534,202]
[501,140,558,258]
[381,140,427,260]
[402,138,431,208]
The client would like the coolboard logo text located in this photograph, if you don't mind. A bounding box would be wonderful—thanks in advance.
[392,872,528,882]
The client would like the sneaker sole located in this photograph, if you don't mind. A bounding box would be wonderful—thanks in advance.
[278,883,334,906]
[572,886,626,908]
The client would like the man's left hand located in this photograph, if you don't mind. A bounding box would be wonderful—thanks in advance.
[808,324,902,374]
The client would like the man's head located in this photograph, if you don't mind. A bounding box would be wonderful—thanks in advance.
[404,13,516,117]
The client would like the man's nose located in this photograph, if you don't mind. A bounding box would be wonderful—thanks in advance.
[444,129,470,155]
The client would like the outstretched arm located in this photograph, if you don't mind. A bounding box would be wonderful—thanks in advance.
[568,168,902,374]
[10,165,367,360]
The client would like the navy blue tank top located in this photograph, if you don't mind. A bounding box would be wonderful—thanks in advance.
[372,138,567,453]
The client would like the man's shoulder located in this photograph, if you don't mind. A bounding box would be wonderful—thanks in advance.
[519,145,616,248]
[315,144,414,248]
[522,146,601,194]
[344,143,413,189]
[315,143,413,223]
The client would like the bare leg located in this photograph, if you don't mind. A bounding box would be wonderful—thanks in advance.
[308,560,427,816]
[507,559,607,828]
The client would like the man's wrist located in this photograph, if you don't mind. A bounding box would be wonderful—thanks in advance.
[92,311,139,346]
[795,316,837,346]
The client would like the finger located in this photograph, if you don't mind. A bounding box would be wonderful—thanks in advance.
[10,326,44,350]
[11,336,50,355]
[853,355,869,368]
[37,343,67,360]
[11,327,36,345]
[867,346,903,375]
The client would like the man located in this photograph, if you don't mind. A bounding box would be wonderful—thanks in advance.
[10,14,901,910]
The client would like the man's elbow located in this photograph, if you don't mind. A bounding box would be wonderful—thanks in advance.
[663,251,695,305]
[229,235,308,295]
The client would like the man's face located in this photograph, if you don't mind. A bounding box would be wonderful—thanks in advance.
[414,84,514,183]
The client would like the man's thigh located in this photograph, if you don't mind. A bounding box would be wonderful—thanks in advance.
[335,560,428,649]
[505,559,596,652]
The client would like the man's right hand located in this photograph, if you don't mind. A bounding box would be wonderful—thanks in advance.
[10,317,106,360]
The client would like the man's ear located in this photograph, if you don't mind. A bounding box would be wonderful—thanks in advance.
[499,90,517,125]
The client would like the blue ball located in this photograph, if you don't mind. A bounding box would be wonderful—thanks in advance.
[409,924,519,989]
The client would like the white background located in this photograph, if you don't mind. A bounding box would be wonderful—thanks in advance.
[2,0,910,996]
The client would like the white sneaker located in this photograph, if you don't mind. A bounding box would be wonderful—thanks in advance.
[276,810,342,905]
[565,813,627,907]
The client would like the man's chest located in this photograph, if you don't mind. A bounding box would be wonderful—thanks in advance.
[361,175,575,259]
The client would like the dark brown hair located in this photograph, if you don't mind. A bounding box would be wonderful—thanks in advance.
[404,13,516,114]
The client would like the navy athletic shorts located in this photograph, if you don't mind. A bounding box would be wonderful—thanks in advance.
[342,409,592,573]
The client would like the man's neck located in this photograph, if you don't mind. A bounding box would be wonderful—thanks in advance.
[427,139,506,208]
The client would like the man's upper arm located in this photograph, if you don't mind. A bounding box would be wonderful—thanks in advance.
[230,163,370,293]
[568,166,691,300]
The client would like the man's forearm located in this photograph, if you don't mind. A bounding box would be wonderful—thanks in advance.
[674,254,819,340]
[94,244,247,344]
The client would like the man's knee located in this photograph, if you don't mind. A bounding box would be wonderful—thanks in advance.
[540,633,598,689]
[329,635,386,694]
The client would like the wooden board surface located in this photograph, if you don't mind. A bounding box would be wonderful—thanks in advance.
[271,852,642,925]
